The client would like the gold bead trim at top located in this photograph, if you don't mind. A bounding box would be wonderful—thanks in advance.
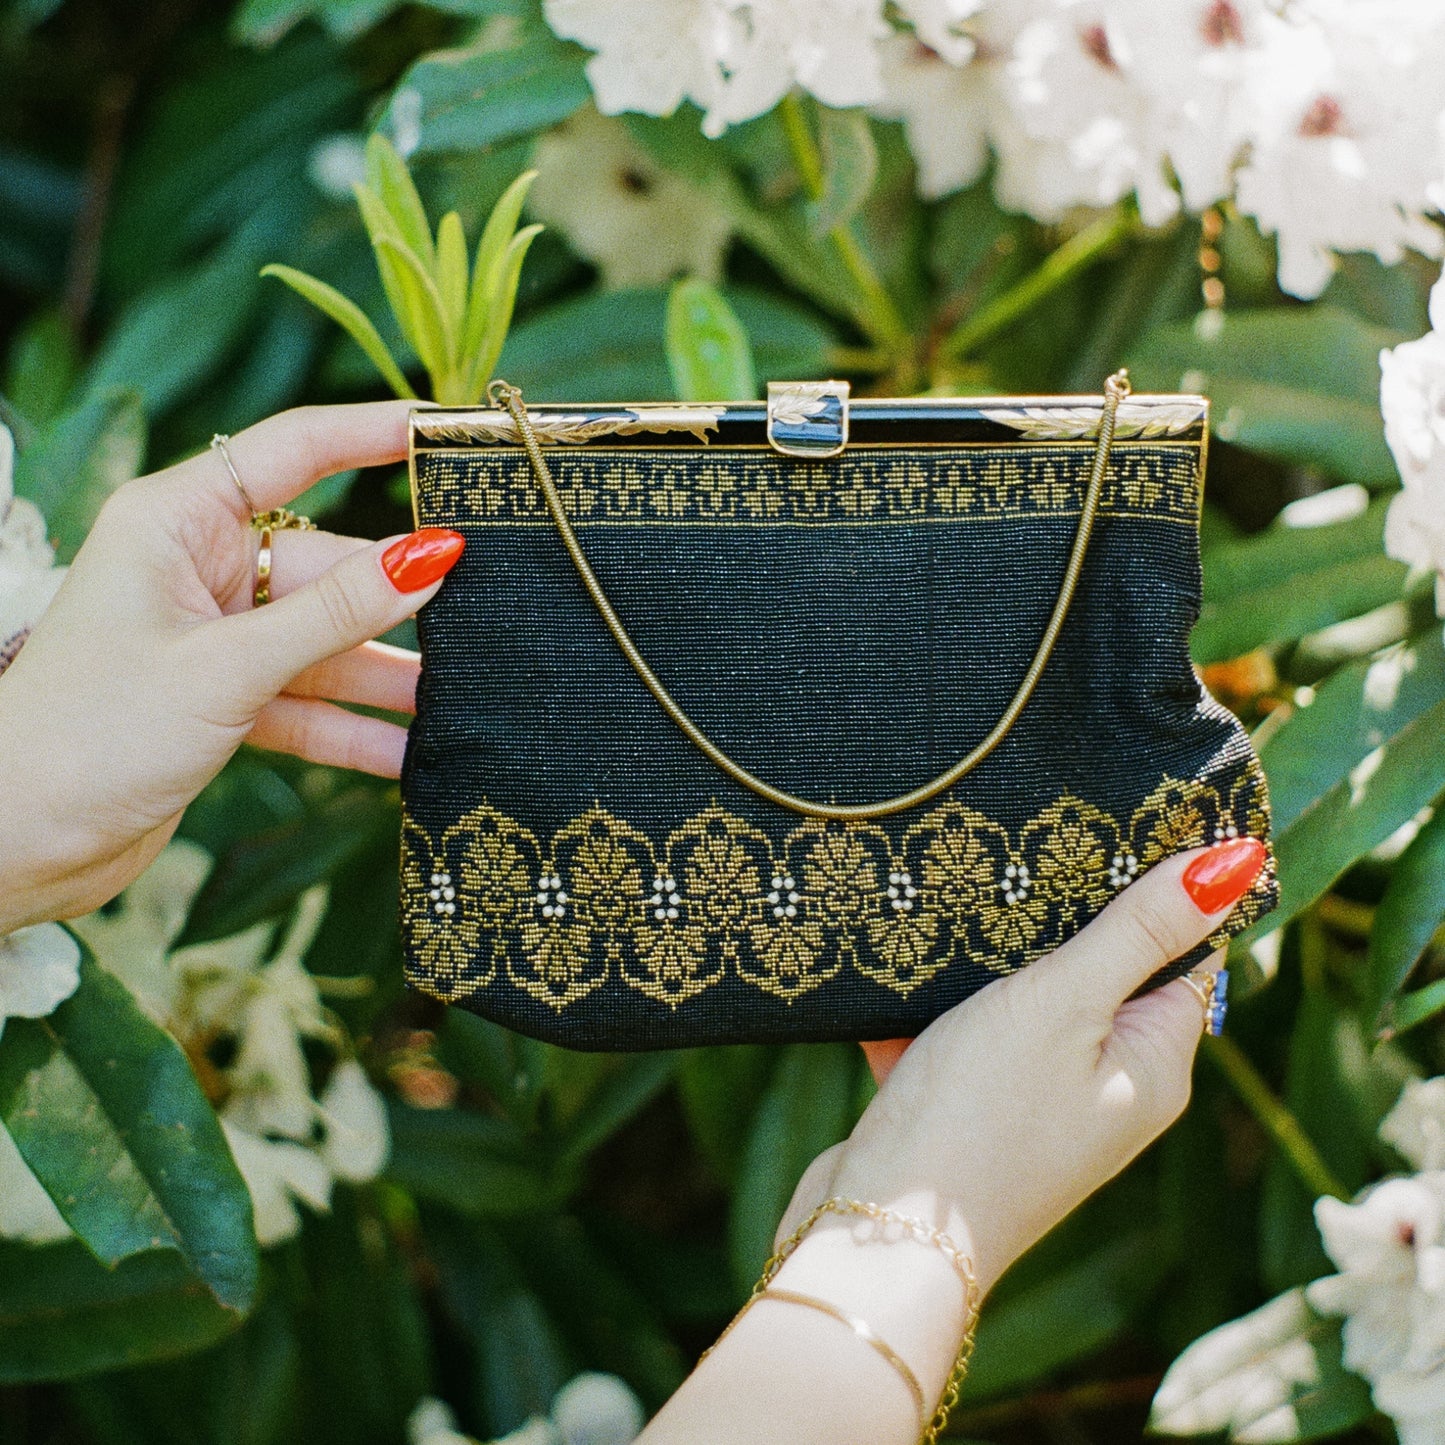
[400,769,1276,1015]
[412,441,1201,528]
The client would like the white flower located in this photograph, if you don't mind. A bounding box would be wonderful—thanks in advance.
[319,1059,390,1184]
[552,1372,644,1445]
[894,0,984,66]
[543,0,889,138]
[529,108,732,287]
[309,134,369,198]
[0,422,67,676]
[221,1117,334,1248]
[1233,1,1445,298]
[1384,1078,1445,1173]
[1381,262,1445,629]
[0,1121,72,1244]
[0,923,80,1042]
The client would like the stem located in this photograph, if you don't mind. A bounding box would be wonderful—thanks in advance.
[778,92,909,355]
[939,204,1137,363]
[1205,1033,1350,1201]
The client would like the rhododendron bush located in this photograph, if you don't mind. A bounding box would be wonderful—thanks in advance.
[3,1,1445,1441]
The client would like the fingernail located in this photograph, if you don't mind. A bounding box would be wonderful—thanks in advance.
[1182,837,1266,915]
[381,529,464,593]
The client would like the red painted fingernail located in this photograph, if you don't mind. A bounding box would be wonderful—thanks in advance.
[1182,837,1266,915]
[381,529,464,592]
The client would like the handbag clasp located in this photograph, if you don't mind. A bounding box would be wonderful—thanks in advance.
[766,380,850,458]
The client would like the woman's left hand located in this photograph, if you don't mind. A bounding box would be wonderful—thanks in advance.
[0,401,462,933]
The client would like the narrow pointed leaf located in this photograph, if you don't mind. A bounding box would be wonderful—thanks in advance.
[364,133,435,271]
[464,168,537,361]
[375,235,454,384]
[260,264,416,398]
[435,210,469,332]
[353,184,443,378]
[666,277,756,401]
[467,222,541,398]
[0,948,258,1314]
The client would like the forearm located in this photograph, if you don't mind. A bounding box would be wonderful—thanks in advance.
[640,1204,982,1445]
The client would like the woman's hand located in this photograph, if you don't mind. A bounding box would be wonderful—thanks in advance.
[643,838,1264,1445]
[0,402,461,933]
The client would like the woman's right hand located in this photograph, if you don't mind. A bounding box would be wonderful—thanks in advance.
[642,837,1266,1445]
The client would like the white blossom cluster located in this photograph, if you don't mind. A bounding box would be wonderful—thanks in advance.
[0,843,390,1249]
[542,0,1445,299]
[0,422,66,677]
[1381,262,1445,636]
[1306,1077,1445,1443]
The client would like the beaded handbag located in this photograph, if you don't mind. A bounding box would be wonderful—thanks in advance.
[399,372,1277,1050]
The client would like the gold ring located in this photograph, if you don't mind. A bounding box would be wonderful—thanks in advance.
[1180,968,1229,1036]
[210,434,258,515]
[210,436,315,605]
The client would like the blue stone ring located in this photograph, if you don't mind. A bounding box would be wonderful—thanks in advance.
[1181,969,1229,1036]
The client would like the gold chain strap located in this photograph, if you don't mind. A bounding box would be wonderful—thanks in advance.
[697,1196,982,1443]
[489,371,1131,820]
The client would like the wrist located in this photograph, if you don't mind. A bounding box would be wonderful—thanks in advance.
[769,1197,982,1411]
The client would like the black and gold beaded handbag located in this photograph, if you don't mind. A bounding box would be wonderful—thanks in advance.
[399,372,1277,1050]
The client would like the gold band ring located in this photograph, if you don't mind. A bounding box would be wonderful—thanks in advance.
[1180,968,1230,1036]
[210,434,315,606]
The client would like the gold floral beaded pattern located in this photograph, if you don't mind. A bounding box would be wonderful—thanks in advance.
[401,771,1276,1013]
[413,443,1201,528]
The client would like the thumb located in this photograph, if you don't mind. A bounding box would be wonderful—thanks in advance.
[1028,837,1266,1025]
[221,528,464,702]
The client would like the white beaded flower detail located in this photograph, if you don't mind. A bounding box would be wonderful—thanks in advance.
[886,869,918,912]
[767,873,800,920]
[999,861,1032,905]
[649,874,681,922]
[536,871,568,919]
[1108,852,1140,889]
[1212,820,1240,842]
[428,871,456,917]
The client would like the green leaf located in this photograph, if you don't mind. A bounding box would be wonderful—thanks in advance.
[1192,554,1412,664]
[435,210,469,331]
[465,222,542,401]
[964,1232,1170,1401]
[809,107,877,236]
[1259,630,1445,833]
[363,133,435,272]
[177,786,394,946]
[666,278,757,401]
[0,1241,240,1383]
[1244,697,1445,943]
[385,24,590,157]
[1149,1288,1373,1442]
[259,264,416,399]
[375,234,455,381]
[502,286,837,401]
[3,309,78,428]
[1369,806,1445,1029]
[384,1103,574,1216]
[12,389,146,559]
[353,182,446,380]
[729,1044,858,1291]
[555,1052,680,1168]
[1386,976,1445,1036]
[1127,306,1405,485]
[463,167,537,364]
[0,949,258,1313]
[677,1045,774,1186]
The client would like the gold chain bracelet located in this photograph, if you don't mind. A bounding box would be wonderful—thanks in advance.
[699,1196,982,1444]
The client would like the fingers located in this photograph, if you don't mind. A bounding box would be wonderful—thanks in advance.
[285,642,421,714]
[247,696,410,778]
[220,529,462,704]
[1028,838,1264,1024]
[169,401,416,521]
